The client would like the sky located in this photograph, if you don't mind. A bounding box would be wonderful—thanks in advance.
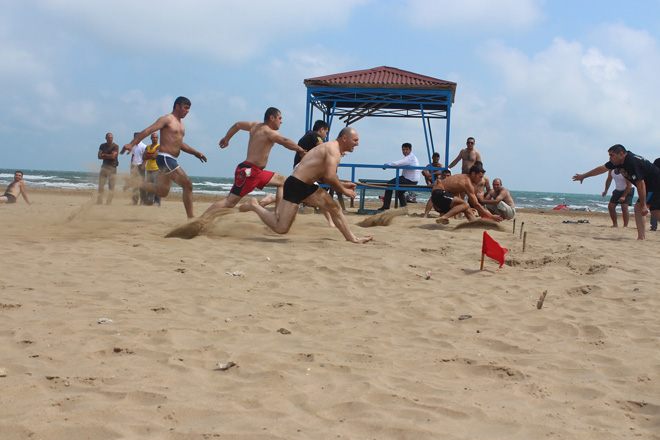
[2,0,660,194]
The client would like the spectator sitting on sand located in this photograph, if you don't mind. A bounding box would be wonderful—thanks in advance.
[483,178,516,220]
[1,171,31,205]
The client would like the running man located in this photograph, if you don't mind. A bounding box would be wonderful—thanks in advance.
[204,107,306,215]
[1,171,31,205]
[239,127,373,244]
[123,96,207,218]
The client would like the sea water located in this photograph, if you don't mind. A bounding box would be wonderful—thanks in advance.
[0,168,608,212]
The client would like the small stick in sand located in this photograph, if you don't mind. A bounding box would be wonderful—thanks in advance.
[513,218,516,234]
[537,290,548,309]
[523,231,527,252]
[519,221,525,239]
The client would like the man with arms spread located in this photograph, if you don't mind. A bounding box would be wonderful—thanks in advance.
[239,127,372,244]
[424,163,503,224]
[123,96,207,218]
[483,178,516,220]
[97,132,119,205]
[204,107,306,215]
[448,137,482,175]
[1,171,31,205]
[573,144,660,240]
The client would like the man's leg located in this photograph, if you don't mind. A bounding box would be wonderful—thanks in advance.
[97,169,107,204]
[304,189,372,243]
[239,197,299,234]
[651,210,660,232]
[262,173,286,217]
[621,203,630,228]
[130,165,140,205]
[608,202,618,227]
[379,177,397,210]
[437,197,471,224]
[0,196,8,204]
[106,171,116,204]
[164,168,194,218]
[634,200,646,240]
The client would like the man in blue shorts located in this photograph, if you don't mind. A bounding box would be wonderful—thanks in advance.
[123,97,207,218]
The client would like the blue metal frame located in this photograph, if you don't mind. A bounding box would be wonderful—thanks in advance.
[304,85,453,183]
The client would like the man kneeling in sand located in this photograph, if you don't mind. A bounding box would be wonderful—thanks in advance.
[1,171,31,205]
[482,178,516,219]
[424,163,502,224]
[240,127,373,244]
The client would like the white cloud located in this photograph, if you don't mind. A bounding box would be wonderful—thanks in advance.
[403,0,543,31]
[36,0,369,64]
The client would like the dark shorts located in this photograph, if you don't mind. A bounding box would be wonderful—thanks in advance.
[230,162,275,197]
[610,188,634,205]
[431,189,454,214]
[645,191,660,211]
[283,176,319,204]
[3,193,16,204]
[156,153,180,174]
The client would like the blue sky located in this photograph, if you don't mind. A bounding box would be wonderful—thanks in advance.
[2,0,660,194]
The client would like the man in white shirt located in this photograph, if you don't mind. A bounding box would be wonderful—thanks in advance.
[121,132,147,205]
[378,142,419,210]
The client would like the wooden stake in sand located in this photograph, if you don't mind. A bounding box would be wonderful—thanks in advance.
[519,221,525,239]
[512,218,516,234]
[523,231,527,252]
[536,290,548,309]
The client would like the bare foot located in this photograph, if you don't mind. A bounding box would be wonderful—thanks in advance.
[239,197,259,212]
[354,236,373,244]
[436,218,449,225]
[259,194,276,207]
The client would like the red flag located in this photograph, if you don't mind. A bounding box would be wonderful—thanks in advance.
[482,231,508,268]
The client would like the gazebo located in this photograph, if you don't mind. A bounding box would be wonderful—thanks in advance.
[302,66,457,212]
[303,66,456,170]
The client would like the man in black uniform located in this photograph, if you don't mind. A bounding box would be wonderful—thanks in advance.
[573,144,660,240]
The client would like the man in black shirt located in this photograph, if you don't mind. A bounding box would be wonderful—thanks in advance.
[294,120,329,168]
[573,144,660,240]
[97,132,119,205]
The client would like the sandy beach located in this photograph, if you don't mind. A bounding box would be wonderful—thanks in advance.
[1,188,658,439]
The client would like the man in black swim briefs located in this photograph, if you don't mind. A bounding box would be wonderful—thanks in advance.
[239,127,372,244]
[1,171,30,205]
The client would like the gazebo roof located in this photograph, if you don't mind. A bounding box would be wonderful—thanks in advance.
[304,66,456,102]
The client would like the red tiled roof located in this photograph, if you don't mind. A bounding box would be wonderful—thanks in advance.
[304,66,456,90]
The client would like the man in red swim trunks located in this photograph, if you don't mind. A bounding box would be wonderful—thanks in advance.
[204,107,305,215]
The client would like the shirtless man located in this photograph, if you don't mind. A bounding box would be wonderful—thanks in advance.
[483,178,516,220]
[424,163,502,223]
[123,96,207,218]
[204,107,305,216]
[1,171,30,204]
[448,137,482,174]
[239,127,372,244]
[422,152,444,185]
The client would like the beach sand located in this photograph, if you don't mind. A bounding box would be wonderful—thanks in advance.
[1,189,658,439]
